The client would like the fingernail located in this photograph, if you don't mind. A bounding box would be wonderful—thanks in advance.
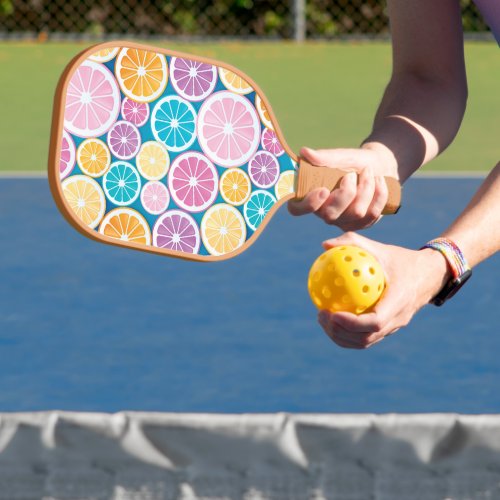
[319,189,329,200]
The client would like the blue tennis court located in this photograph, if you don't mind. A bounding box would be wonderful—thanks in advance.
[0,176,498,413]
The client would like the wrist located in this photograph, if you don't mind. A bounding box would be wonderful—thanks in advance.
[418,248,453,302]
[361,141,399,178]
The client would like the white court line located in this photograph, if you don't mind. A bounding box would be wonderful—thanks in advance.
[0,171,47,178]
[414,170,487,179]
[0,171,489,179]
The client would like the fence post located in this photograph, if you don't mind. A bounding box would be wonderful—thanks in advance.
[293,0,306,42]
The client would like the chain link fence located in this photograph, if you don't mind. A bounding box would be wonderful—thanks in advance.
[0,0,490,40]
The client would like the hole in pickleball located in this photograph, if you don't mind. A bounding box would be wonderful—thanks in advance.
[342,295,351,304]
[344,256,352,262]
[334,277,344,287]
[362,285,369,293]
[313,271,321,282]
[313,294,322,308]
[356,306,365,314]
[378,284,382,291]
[369,267,375,275]
[352,269,360,277]
[333,303,342,311]
[327,264,335,272]
[322,286,332,299]
[359,251,367,257]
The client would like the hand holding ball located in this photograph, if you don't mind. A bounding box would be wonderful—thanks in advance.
[308,245,385,314]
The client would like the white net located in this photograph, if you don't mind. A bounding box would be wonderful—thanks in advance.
[1,412,500,499]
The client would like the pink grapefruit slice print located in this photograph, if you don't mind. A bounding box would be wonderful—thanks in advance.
[141,181,170,215]
[64,60,121,138]
[197,91,260,168]
[152,210,200,254]
[248,151,280,188]
[170,57,217,102]
[168,152,218,213]
[60,129,76,179]
[261,127,284,157]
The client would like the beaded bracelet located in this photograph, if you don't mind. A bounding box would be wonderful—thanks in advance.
[421,238,472,306]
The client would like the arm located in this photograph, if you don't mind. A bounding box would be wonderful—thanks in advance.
[364,0,468,181]
[318,163,500,349]
[289,0,468,229]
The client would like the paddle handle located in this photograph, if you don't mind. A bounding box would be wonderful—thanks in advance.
[295,158,401,215]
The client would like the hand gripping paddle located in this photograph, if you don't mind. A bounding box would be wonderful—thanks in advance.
[48,42,401,262]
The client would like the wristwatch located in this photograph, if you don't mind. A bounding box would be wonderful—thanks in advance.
[421,238,472,306]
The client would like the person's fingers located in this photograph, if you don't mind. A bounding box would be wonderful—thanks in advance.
[319,311,375,348]
[288,188,330,216]
[331,311,386,334]
[322,231,371,251]
[366,176,389,219]
[323,167,379,231]
[336,176,388,231]
[315,172,357,224]
[345,166,376,220]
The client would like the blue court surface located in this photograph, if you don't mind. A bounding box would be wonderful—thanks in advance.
[0,176,498,413]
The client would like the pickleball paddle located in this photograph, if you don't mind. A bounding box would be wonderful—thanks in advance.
[48,41,401,262]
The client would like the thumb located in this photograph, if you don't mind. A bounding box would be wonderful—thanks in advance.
[322,231,368,250]
[300,147,365,170]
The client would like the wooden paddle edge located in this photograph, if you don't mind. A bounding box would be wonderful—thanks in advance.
[47,41,298,262]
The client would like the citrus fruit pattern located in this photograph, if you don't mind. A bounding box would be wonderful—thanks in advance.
[115,48,168,103]
[243,190,277,232]
[88,47,119,63]
[61,175,106,229]
[121,97,149,127]
[201,204,247,256]
[60,129,76,179]
[99,208,151,246]
[248,151,280,189]
[64,60,121,138]
[153,210,200,254]
[136,141,170,181]
[107,120,141,160]
[141,181,170,215]
[197,92,261,168]
[275,170,296,200]
[103,161,141,206]
[261,128,284,157]
[57,45,298,258]
[219,68,253,95]
[170,57,218,101]
[168,152,218,212]
[77,138,111,177]
[220,168,251,206]
[255,94,274,130]
[151,96,197,152]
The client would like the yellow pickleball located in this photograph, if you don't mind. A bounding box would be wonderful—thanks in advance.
[308,245,385,314]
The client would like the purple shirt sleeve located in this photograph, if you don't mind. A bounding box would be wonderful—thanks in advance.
[473,0,500,45]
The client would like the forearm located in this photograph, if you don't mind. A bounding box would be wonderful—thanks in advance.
[361,0,467,182]
[441,162,500,267]
[363,73,467,181]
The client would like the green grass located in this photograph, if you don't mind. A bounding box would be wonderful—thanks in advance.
[0,41,497,173]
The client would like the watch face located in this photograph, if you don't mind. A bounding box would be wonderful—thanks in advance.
[432,269,472,306]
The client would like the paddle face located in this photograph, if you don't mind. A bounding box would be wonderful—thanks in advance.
[49,42,298,262]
